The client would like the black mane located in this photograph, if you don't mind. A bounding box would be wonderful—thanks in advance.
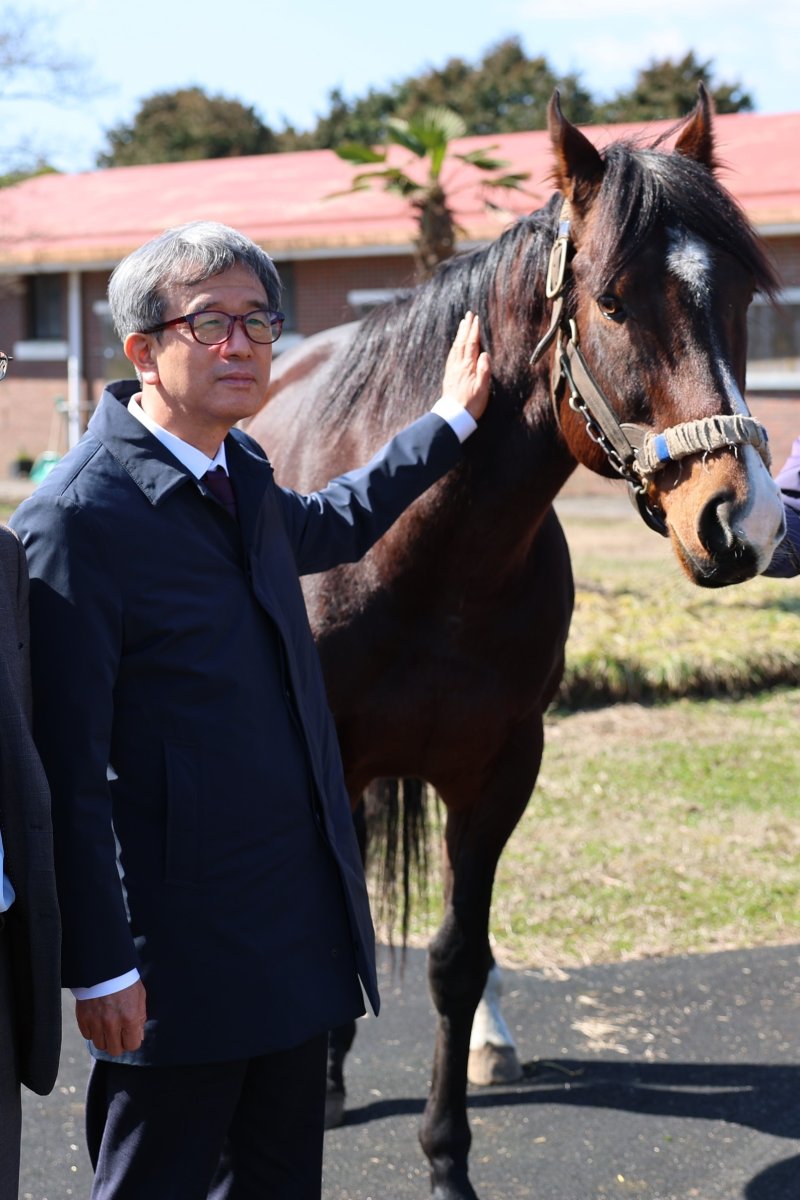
[314,134,777,433]
[314,199,558,434]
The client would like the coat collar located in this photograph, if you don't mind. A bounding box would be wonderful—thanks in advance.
[90,380,195,506]
[91,380,273,521]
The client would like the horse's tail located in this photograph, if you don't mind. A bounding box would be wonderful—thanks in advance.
[359,777,434,949]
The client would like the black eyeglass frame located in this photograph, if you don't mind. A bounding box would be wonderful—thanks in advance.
[143,309,285,346]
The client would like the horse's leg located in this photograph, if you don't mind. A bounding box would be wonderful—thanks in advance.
[325,799,367,1129]
[420,722,544,1200]
[467,958,523,1086]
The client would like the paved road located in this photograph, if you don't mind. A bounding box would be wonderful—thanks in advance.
[20,943,800,1200]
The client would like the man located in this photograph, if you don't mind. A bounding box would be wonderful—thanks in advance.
[0,353,61,1198]
[10,221,490,1199]
[764,434,800,576]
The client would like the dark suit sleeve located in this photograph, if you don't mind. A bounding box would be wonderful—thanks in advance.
[273,411,463,576]
[11,495,137,987]
[763,436,800,577]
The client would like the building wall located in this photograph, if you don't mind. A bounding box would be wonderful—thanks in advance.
[774,235,800,287]
[1,245,798,480]
[0,269,118,474]
[290,254,416,334]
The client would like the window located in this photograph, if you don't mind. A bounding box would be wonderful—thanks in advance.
[274,261,295,330]
[28,273,66,339]
[747,290,800,391]
[273,262,304,356]
[93,299,129,382]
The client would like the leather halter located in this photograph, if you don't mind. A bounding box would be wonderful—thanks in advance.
[530,200,772,537]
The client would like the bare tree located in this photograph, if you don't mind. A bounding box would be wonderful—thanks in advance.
[0,4,102,175]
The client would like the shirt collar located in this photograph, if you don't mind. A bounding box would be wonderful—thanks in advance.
[127,393,228,479]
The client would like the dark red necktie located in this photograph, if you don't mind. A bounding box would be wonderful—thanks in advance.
[203,466,238,521]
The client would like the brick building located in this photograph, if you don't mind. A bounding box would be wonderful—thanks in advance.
[0,108,798,479]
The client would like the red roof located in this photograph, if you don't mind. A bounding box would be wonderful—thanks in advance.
[0,110,798,269]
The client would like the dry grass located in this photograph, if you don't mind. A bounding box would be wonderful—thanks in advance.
[558,503,800,707]
[492,691,800,969]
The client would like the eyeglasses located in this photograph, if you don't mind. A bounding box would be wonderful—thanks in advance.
[0,353,11,381]
[144,309,285,346]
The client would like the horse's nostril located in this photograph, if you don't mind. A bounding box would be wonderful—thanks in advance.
[697,490,737,556]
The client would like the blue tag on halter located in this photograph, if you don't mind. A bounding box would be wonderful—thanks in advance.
[653,433,672,464]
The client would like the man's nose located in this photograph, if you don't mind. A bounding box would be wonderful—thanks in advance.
[224,317,254,353]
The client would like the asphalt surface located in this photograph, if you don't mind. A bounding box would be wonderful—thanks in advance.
[20,942,800,1200]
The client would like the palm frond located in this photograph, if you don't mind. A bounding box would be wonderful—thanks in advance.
[334,141,387,165]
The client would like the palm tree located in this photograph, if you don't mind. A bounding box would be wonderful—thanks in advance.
[333,106,529,279]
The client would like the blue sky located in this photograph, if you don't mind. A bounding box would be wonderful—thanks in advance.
[5,0,799,173]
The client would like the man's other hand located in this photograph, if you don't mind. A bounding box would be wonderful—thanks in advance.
[76,980,147,1056]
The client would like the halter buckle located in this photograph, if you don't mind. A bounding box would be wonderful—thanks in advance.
[545,222,571,299]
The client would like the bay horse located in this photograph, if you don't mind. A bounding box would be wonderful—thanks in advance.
[246,88,785,1200]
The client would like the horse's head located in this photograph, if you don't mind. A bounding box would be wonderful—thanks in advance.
[538,87,785,587]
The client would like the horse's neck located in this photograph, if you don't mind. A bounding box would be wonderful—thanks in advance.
[415,392,578,581]
[474,372,576,495]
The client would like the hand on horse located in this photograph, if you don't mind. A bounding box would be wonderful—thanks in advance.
[442,311,491,421]
[75,979,147,1056]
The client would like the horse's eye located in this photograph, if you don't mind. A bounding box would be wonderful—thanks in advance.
[597,294,624,320]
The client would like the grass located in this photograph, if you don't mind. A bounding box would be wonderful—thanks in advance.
[492,689,800,969]
[558,505,800,707]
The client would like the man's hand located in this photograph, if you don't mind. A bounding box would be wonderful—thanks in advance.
[441,311,491,421]
[76,980,147,1056]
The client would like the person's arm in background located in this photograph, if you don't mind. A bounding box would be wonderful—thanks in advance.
[763,435,800,578]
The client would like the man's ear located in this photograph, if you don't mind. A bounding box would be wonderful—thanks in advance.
[124,332,160,384]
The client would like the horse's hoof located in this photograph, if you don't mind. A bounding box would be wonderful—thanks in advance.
[467,1043,523,1086]
[324,1088,346,1130]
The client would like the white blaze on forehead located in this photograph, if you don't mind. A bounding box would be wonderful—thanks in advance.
[667,230,712,305]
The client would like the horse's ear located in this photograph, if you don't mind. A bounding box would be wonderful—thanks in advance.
[547,90,604,209]
[674,82,717,170]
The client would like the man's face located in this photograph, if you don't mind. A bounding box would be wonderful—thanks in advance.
[128,264,274,450]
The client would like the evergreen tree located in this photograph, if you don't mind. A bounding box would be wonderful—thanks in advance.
[595,51,753,122]
[97,87,277,167]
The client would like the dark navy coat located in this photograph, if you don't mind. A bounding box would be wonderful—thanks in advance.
[11,380,463,1065]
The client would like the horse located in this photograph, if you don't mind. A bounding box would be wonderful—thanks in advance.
[245,88,785,1200]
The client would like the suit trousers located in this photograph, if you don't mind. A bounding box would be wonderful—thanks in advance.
[86,1032,329,1200]
[0,920,22,1200]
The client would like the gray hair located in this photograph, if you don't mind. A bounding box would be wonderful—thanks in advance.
[108,220,282,340]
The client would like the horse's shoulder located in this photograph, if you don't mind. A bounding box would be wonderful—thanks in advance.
[270,321,360,387]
